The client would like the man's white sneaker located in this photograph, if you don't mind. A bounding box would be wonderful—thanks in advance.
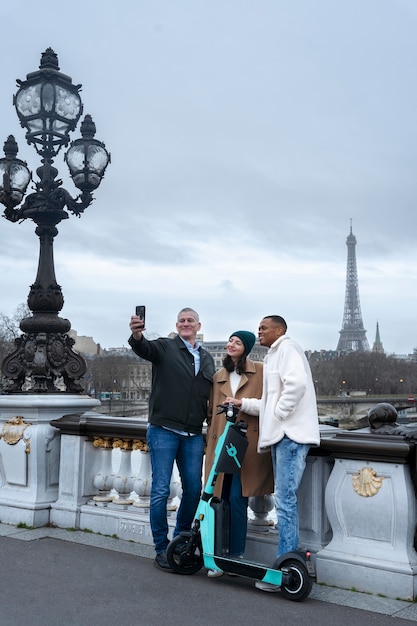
[255,580,280,592]
[207,569,224,578]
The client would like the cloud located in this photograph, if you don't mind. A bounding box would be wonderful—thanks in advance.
[0,0,416,356]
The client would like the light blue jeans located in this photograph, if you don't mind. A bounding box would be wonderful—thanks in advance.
[147,425,204,554]
[271,436,310,558]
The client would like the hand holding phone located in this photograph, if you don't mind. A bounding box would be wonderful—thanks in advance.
[135,305,146,329]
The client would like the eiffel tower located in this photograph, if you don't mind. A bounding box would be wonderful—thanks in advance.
[337,221,370,352]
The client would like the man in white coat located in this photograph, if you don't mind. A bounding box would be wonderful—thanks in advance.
[225,315,320,592]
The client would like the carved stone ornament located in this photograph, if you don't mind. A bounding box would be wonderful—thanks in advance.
[352,467,383,497]
[0,416,31,453]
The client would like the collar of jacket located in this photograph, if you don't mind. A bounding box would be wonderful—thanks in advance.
[175,334,200,350]
[215,358,257,383]
[269,334,289,352]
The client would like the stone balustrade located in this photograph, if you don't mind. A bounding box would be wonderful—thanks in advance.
[48,411,278,545]
[0,398,417,600]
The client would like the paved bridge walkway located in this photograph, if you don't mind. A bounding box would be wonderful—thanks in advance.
[1,523,417,625]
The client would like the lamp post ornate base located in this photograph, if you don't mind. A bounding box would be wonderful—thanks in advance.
[2,328,86,393]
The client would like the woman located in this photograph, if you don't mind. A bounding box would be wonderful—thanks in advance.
[205,330,273,577]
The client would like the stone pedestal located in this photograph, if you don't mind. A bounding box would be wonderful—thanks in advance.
[0,395,99,527]
[49,433,99,529]
[298,453,334,553]
[317,433,417,600]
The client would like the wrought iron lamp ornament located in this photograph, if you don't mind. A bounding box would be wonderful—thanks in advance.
[0,48,110,393]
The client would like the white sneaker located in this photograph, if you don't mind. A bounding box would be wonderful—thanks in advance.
[207,569,223,578]
[255,580,280,592]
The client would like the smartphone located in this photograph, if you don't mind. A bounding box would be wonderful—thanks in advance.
[135,305,146,327]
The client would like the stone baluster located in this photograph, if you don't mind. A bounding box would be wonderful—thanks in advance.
[111,439,135,507]
[248,494,275,531]
[168,463,182,512]
[132,440,151,509]
[132,443,181,513]
[92,437,114,503]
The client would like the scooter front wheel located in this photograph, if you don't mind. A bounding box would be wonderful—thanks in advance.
[166,534,203,575]
[280,559,313,602]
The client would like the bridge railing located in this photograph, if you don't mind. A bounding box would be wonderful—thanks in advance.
[47,412,283,542]
[0,404,416,600]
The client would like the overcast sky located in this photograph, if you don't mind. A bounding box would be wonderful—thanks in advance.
[0,0,416,355]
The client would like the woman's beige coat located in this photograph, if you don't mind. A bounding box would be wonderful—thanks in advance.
[205,359,273,498]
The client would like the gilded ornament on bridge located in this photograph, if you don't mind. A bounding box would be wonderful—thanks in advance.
[132,439,148,452]
[113,438,131,450]
[0,416,31,453]
[352,467,383,497]
[93,436,112,449]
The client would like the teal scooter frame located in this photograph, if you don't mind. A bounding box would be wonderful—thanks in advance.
[166,404,314,602]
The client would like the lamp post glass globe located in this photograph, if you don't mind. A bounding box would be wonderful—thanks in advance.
[14,48,83,158]
[65,114,110,192]
[0,135,31,209]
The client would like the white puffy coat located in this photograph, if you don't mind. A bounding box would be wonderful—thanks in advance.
[240,335,320,451]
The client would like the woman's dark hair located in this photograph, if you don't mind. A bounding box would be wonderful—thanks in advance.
[223,353,247,375]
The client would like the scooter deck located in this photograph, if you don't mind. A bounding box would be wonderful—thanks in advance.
[204,555,284,585]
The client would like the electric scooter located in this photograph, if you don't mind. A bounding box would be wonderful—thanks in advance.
[166,403,314,602]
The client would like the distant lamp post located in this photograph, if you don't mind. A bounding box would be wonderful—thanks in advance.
[0,48,110,393]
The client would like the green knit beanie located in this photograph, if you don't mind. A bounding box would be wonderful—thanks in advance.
[230,330,256,355]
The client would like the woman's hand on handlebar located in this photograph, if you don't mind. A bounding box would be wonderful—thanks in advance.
[224,397,242,408]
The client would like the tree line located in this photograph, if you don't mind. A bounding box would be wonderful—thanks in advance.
[0,306,415,398]
[309,351,417,397]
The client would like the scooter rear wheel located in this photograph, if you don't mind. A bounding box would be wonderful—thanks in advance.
[280,559,313,602]
[166,534,204,575]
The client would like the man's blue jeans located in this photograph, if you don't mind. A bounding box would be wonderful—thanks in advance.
[147,425,204,554]
[271,435,310,558]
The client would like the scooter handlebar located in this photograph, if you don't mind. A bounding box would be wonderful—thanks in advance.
[216,403,240,422]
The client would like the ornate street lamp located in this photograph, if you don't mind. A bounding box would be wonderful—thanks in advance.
[0,48,110,393]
